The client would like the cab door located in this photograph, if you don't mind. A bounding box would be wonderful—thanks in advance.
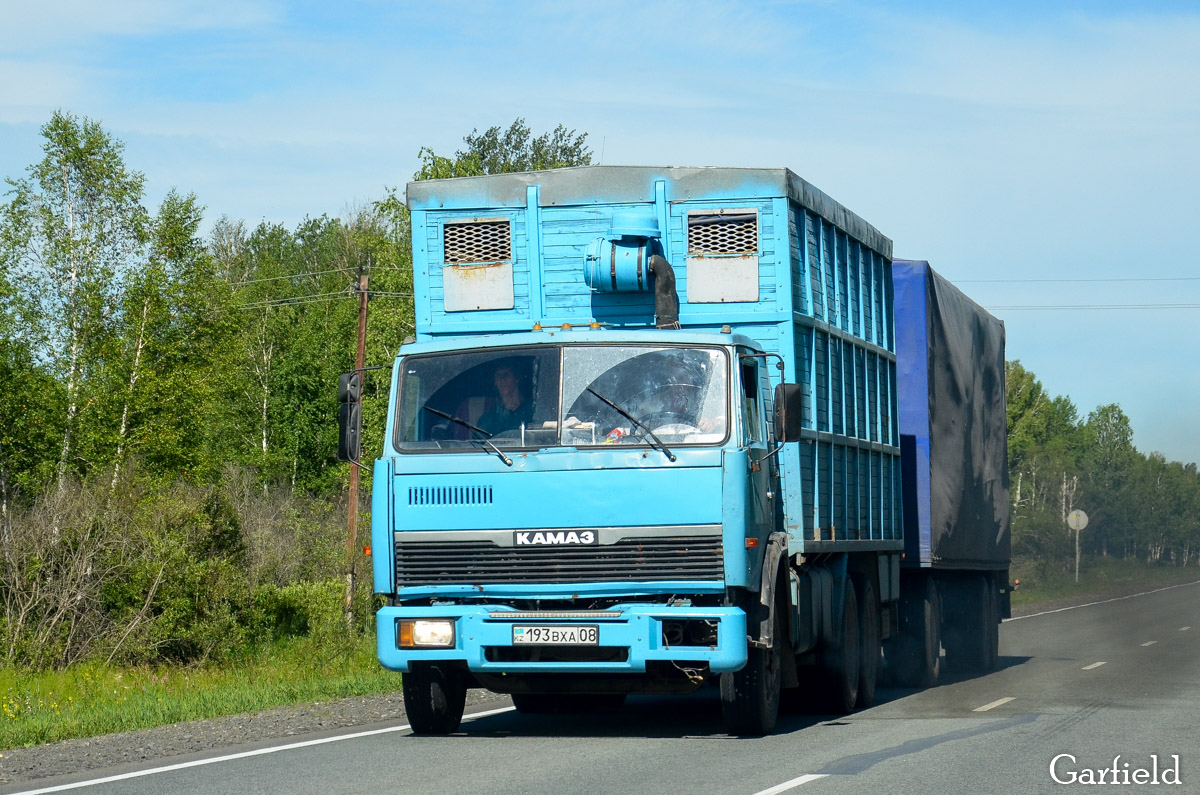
[739,350,775,581]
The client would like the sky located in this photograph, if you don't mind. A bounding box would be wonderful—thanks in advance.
[2,0,1198,464]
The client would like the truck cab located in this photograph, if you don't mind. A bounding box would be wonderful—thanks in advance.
[372,327,785,725]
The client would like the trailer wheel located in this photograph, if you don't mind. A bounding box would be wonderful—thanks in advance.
[402,663,467,735]
[814,579,860,714]
[984,578,1000,670]
[889,577,941,688]
[944,574,999,674]
[853,575,879,709]
[720,595,782,735]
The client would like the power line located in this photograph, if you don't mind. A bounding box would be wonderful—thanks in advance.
[987,303,1200,311]
[230,267,355,287]
[236,287,412,311]
[961,276,1200,284]
[238,292,354,311]
[229,262,410,287]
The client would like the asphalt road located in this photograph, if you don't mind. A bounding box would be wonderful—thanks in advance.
[10,580,1200,795]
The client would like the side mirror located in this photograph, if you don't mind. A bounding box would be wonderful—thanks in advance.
[773,383,804,443]
[337,372,362,463]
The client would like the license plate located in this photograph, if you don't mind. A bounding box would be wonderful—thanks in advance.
[512,625,599,645]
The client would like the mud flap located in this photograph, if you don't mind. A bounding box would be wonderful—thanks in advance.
[752,533,790,649]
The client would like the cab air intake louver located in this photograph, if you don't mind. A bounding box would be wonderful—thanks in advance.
[408,486,494,506]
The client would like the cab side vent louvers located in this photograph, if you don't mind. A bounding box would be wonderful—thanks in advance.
[408,486,494,506]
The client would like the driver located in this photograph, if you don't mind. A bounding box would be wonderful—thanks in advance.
[654,380,723,433]
[477,363,533,436]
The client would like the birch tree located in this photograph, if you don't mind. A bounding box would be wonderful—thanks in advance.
[0,111,148,492]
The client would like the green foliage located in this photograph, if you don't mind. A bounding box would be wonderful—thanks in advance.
[254,579,345,646]
[0,110,149,488]
[0,339,63,494]
[1,466,368,670]
[414,118,592,180]
[1007,361,1200,572]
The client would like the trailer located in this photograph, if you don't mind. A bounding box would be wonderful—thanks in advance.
[344,166,1010,735]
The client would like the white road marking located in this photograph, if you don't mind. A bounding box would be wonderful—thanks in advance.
[1181,626,1191,631]
[1141,641,1157,646]
[1082,661,1107,670]
[972,696,1015,712]
[1004,579,1200,622]
[752,773,829,794]
[10,706,517,795]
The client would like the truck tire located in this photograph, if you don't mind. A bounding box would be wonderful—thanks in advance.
[814,579,860,714]
[511,693,626,713]
[720,597,782,735]
[889,577,941,688]
[983,578,1000,670]
[853,575,879,709]
[402,663,467,735]
[944,574,999,674]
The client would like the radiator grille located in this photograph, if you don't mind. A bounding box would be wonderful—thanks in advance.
[688,213,758,255]
[444,220,512,264]
[395,535,723,586]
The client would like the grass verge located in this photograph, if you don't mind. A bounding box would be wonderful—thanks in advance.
[0,633,397,751]
[1010,556,1200,610]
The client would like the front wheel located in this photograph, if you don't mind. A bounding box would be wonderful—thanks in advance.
[721,600,782,735]
[402,663,467,735]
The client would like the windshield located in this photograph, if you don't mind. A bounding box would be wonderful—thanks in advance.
[395,345,728,451]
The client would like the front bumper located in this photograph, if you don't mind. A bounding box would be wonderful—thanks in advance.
[376,603,748,674]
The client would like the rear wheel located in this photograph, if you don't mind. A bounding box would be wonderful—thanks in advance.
[854,575,880,709]
[402,663,467,735]
[815,580,860,714]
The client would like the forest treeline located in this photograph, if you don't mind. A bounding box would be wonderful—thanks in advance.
[1006,362,1200,569]
[0,113,592,670]
[1,112,1196,671]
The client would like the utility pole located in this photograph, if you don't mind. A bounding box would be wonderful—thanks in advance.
[344,263,369,625]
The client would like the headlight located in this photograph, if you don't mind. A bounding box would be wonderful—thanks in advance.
[397,619,456,648]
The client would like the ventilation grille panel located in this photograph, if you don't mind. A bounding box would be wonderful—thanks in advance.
[408,486,494,506]
[444,220,512,264]
[687,213,758,255]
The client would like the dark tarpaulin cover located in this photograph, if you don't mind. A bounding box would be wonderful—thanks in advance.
[893,260,1010,569]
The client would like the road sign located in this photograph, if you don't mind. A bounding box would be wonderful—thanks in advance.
[1068,509,1089,531]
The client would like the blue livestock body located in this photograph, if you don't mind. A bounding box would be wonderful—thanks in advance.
[401,166,903,556]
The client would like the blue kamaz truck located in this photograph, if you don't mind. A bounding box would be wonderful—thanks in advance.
[352,166,1010,735]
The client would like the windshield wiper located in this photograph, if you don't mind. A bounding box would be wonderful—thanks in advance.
[585,388,676,463]
[423,406,513,466]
